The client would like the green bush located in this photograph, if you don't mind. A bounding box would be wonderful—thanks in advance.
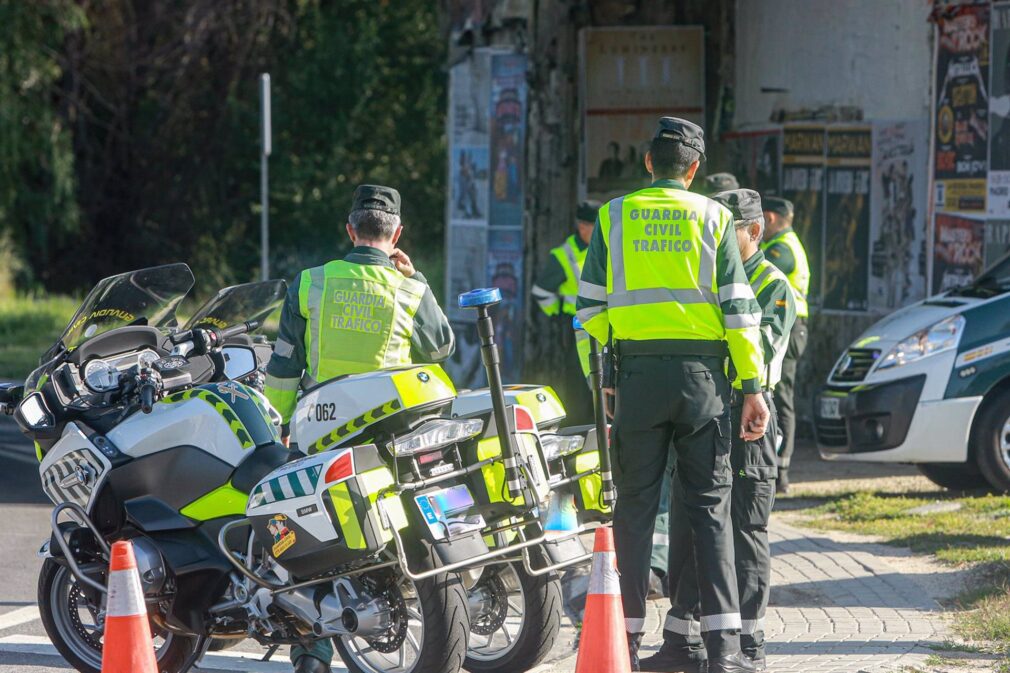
[0,296,77,380]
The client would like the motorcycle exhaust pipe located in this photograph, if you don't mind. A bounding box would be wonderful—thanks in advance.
[458,288,523,500]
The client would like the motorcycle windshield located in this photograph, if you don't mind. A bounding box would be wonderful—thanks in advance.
[59,264,196,350]
[183,279,287,331]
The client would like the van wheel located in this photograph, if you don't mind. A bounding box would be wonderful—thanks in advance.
[972,388,1010,492]
[916,463,988,491]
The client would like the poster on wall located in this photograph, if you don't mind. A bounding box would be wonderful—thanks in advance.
[580,27,704,201]
[780,125,826,306]
[720,128,782,195]
[823,126,872,312]
[450,147,489,221]
[449,51,491,148]
[489,54,527,228]
[985,220,1010,265]
[868,120,929,311]
[933,213,985,293]
[934,2,989,214]
[990,2,1010,216]
[486,228,525,379]
[445,224,488,323]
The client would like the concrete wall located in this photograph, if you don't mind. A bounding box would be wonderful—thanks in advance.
[735,0,932,125]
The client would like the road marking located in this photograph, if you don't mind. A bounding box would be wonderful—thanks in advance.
[0,635,348,672]
[0,447,39,467]
[0,606,40,631]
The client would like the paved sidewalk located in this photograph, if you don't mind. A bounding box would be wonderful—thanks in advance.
[539,518,949,673]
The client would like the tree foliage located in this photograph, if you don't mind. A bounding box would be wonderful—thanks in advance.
[0,0,446,296]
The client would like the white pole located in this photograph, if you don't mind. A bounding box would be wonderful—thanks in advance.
[260,73,272,281]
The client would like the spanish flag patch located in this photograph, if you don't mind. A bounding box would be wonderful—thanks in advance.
[775,299,787,307]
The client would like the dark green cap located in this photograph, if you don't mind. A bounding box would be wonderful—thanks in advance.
[713,189,763,222]
[701,172,739,195]
[762,195,794,219]
[576,199,602,223]
[351,184,401,216]
[653,117,706,160]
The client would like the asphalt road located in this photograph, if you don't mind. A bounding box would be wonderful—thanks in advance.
[0,417,302,672]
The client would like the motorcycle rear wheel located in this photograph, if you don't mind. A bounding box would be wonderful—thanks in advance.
[38,559,198,673]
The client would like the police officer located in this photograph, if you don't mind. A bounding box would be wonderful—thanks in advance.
[643,190,796,673]
[760,196,809,494]
[264,184,455,673]
[576,118,769,673]
[531,200,601,424]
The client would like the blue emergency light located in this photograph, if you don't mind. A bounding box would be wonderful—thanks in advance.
[572,315,584,331]
[457,287,502,309]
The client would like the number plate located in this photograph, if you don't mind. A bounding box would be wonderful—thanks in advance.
[819,396,842,420]
[414,485,485,541]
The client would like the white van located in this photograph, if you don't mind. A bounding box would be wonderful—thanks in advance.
[815,254,1010,491]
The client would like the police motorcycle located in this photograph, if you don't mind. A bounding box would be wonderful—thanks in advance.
[0,264,476,673]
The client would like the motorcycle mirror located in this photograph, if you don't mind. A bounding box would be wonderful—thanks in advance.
[222,346,258,380]
[0,383,24,406]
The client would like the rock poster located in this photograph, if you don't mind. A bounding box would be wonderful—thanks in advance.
[580,27,704,201]
[990,2,1010,216]
[934,2,990,214]
[721,128,782,195]
[444,50,528,386]
[869,120,929,311]
[933,214,985,293]
[781,125,826,306]
[823,126,872,312]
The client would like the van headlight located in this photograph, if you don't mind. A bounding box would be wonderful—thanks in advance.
[389,419,484,456]
[541,434,585,462]
[877,315,965,370]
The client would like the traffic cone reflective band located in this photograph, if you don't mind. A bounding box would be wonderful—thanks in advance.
[574,526,631,673]
[101,540,157,673]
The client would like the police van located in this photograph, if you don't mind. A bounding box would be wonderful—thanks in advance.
[814,253,1010,491]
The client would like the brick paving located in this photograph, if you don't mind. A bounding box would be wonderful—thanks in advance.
[539,519,949,673]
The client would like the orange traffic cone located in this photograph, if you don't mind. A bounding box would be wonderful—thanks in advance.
[101,540,157,673]
[574,526,631,673]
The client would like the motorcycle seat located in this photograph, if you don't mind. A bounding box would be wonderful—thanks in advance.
[231,442,294,493]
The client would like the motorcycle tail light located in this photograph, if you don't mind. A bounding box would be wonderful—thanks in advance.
[514,406,535,432]
[324,452,354,483]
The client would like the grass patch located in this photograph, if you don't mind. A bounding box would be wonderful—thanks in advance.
[0,295,78,380]
[805,491,1010,566]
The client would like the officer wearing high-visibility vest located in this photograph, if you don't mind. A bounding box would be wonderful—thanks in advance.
[760,196,809,494]
[531,199,601,424]
[576,117,769,673]
[645,189,796,673]
[648,171,741,597]
[263,184,455,673]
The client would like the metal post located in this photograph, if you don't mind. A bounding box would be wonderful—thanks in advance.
[260,73,272,281]
[588,337,615,507]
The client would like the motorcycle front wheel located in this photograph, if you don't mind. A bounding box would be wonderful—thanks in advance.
[38,559,198,673]
[334,542,469,673]
[463,562,562,673]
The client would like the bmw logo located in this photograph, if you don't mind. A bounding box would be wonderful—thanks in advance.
[536,393,547,402]
[417,372,430,383]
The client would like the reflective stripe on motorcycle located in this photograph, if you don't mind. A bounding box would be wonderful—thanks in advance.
[329,482,366,549]
[180,482,248,520]
[250,465,322,507]
[309,398,403,454]
[162,388,256,449]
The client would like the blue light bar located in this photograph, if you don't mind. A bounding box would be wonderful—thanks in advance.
[572,315,584,331]
[458,287,503,308]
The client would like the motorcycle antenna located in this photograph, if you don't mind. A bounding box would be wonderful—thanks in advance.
[260,73,272,282]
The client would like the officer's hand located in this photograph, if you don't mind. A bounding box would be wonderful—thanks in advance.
[390,249,416,278]
[603,387,615,419]
[740,393,769,441]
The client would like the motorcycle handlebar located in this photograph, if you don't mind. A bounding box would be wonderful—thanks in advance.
[170,321,260,348]
[139,381,156,414]
[217,320,260,340]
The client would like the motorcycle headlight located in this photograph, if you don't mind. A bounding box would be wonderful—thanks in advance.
[540,434,585,462]
[877,315,965,370]
[83,359,120,392]
[390,419,484,457]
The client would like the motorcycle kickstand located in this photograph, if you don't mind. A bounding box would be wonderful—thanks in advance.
[178,635,210,673]
[262,643,280,662]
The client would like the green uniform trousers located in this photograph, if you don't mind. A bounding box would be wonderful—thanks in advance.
[290,639,334,668]
[664,393,779,660]
[611,354,742,657]
[775,317,807,475]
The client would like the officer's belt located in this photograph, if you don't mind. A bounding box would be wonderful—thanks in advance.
[614,339,729,359]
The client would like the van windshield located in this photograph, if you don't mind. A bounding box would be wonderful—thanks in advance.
[950,252,1010,298]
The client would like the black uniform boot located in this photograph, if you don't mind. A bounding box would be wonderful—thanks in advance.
[775,469,789,495]
[746,652,767,671]
[706,652,758,673]
[294,655,331,673]
[628,632,643,671]
[639,644,706,672]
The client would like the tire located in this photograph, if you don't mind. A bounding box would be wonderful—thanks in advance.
[334,541,469,673]
[464,562,562,673]
[972,387,1010,492]
[38,559,198,673]
[917,463,989,491]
